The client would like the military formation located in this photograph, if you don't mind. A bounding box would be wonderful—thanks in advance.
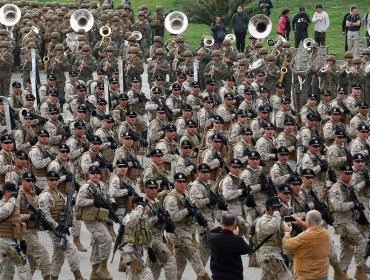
[0,1,370,280]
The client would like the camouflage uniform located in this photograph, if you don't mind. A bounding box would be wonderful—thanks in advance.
[163,189,209,279]
[29,143,52,190]
[0,197,31,280]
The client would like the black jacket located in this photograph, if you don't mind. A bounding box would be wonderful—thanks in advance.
[292,12,311,32]
[206,228,250,280]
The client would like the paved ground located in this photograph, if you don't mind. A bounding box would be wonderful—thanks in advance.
[9,67,361,279]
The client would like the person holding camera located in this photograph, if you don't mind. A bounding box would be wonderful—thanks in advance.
[206,212,251,280]
[283,210,330,280]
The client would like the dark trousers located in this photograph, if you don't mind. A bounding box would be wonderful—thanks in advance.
[314,31,326,46]
[294,31,308,48]
[235,31,246,52]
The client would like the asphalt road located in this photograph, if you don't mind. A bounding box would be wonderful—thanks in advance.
[10,67,360,279]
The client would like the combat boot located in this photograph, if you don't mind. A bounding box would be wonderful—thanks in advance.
[43,276,51,280]
[90,263,100,280]
[355,266,370,280]
[50,277,58,280]
[72,270,84,280]
[96,259,113,280]
[106,224,116,242]
[364,264,370,274]
[73,236,87,252]
[248,252,261,268]
[332,262,352,280]
[118,255,126,272]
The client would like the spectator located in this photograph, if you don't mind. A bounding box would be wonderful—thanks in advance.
[346,6,361,54]
[312,4,330,46]
[283,210,331,280]
[231,5,249,52]
[259,0,273,17]
[277,9,291,41]
[362,6,370,48]
[292,7,311,48]
[210,16,227,50]
[206,212,251,280]
[342,8,351,51]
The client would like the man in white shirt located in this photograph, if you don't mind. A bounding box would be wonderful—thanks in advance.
[312,4,330,46]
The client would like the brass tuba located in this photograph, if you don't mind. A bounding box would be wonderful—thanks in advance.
[132,31,142,41]
[98,26,112,57]
[164,11,188,34]
[303,38,315,49]
[225,34,236,43]
[70,9,94,33]
[0,4,21,27]
[248,14,272,39]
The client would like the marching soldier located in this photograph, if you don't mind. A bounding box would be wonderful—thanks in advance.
[219,76,237,102]
[48,43,69,99]
[202,78,221,106]
[350,125,370,165]
[66,120,90,164]
[276,117,297,160]
[197,96,216,138]
[0,182,31,279]
[43,107,65,155]
[230,109,249,144]
[127,76,148,130]
[5,151,29,187]
[38,171,83,280]
[232,127,255,166]
[109,158,136,220]
[317,90,332,123]
[148,107,168,150]
[270,147,295,185]
[64,71,78,103]
[296,113,321,160]
[145,87,167,121]
[273,97,295,131]
[299,94,319,125]
[254,196,293,279]
[0,41,14,96]
[14,111,38,153]
[250,105,270,141]
[142,149,171,192]
[185,81,203,117]
[155,124,179,174]
[255,122,277,174]
[349,102,370,138]
[90,98,107,133]
[175,106,194,139]
[215,93,236,133]
[73,44,97,83]
[8,81,24,114]
[147,48,171,84]
[0,134,15,187]
[175,140,197,181]
[345,84,362,117]
[179,120,200,159]
[120,195,154,280]
[323,107,347,146]
[165,84,183,121]
[201,134,226,182]
[17,172,51,279]
[163,172,211,280]
[40,89,61,118]
[326,130,351,174]
[76,166,113,280]
[112,94,130,124]
[95,115,118,163]
[328,164,369,280]
[29,129,54,190]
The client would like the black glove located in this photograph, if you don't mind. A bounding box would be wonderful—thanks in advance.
[209,192,218,206]
[30,210,41,222]
[56,224,64,233]
[93,197,106,208]
[272,197,282,211]
[65,174,72,182]
[49,153,56,161]
[156,211,165,223]
[106,163,113,172]
[98,160,106,169]
[259,173,269,186]
[185,201,195,216]
[83,143,89,152]
[320,161,328,172]
[260,183,268,192]
[354,202,365,211]
[365,179,370,189]
[19,240,27,254]
[111,202,118,210]
[29,138,37,146]
[242,184,251,197]
[141,139,149,148]
[127,188,133,197]
[147,247,157,262]
[110,142,118,149]
[245,196,257,208]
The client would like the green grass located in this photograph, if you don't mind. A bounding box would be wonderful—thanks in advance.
[39,0,370,56]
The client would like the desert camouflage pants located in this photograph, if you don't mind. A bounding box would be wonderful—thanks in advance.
[25,229,51,277]
[84,220,112,264]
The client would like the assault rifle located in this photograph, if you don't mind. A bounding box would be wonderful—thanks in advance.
[111,223,125,263]
[121,180,140,198]
[182,194,208,228]
[59,165,77,250]
[209,190,228,211]
[107,136,118,149]
[26,203,61,239]
[128,153,144,170]
[348,185,369,226]
[88,187,120,224]
[259,173,276,197]
[240,181,256,208]
[309,189,334,226]
[214,152,229,173]
[96,154,113,172]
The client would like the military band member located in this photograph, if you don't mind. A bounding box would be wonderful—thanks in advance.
[73,44,97,83]
[204,50,228,89]
[48,43,69,98]
[163,172,211,280]
[17,172,51,279]
[0,134,15,187]
[99,45,119,78]
[38,171,83,280]
[76,166,113,280]
[270,147,295,185]
[0,182,31,279]
[318,55,340,94]
[29,129,54,190]
[264,56,280,93]
[147,48,171,84]
[0,41,14,96]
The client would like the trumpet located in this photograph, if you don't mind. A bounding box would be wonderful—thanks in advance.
[320,63,330,73]
[151,62,159,74]
[346,66,356,74]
